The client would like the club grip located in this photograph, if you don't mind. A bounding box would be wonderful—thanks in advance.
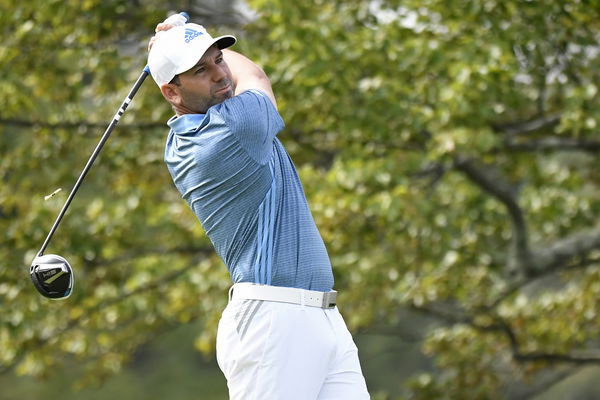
[162,11,189,26]
[144,12,189,75]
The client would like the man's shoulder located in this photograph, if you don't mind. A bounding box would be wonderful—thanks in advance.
[167,113,208,135]
[212,89,282,133]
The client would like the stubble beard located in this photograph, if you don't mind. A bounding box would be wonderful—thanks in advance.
[186,79,234,114]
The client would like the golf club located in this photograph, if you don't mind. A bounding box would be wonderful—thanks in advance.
[30,12,189,300]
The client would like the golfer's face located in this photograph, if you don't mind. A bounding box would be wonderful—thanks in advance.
[178,45,234,113]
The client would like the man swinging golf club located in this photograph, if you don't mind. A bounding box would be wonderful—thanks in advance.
[148,16,370,400]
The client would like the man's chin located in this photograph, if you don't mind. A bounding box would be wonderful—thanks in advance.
[197,90,234,112]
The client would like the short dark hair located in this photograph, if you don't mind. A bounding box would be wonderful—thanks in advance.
[169,75,181,86]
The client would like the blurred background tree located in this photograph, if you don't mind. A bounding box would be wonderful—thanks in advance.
[1,0,599,399]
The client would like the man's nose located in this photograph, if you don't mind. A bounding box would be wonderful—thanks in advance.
[211,65,227,81]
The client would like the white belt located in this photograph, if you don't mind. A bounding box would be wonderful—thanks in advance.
[229,283,337,309]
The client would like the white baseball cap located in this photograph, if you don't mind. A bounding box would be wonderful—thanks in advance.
[148,23,236,86]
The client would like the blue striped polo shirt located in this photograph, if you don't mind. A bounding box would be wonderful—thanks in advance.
[164,89,334,292]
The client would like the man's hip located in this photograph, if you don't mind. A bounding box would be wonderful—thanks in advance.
[216,284,370,400]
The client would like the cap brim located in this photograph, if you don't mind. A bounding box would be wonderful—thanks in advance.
[214,35,236,50]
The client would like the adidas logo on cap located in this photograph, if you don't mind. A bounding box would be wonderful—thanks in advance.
[184,28,203,43]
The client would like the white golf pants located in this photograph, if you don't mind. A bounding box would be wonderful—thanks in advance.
[216,297,370,399]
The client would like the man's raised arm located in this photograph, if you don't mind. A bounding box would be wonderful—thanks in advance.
[222,49,277,109]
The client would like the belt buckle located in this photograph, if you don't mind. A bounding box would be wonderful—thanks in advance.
[322,291,337,308]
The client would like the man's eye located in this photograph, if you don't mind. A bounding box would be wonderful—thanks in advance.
[216,57,223,64]
[196,68,205,74]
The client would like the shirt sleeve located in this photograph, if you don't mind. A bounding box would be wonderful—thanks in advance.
[215,89,285,165]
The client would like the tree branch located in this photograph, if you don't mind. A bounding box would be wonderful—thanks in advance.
[531,227,600,276]
[452,155,534,275]
[413,302,600,367]
[453,156,600,278]
[506,367,581,400]
[480,314,600,367]
[488,256,600,309]
[0,118,164,132]
[409,301,501,333]
[492,112,599,154]
[513,351,600,365]
[504,137,600,153]
[492,113,562,136]
[86,245,214,267]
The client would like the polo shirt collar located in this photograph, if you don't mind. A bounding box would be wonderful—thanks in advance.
[167,113,206,134]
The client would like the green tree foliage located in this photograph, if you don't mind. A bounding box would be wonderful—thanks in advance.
[1,0,231,385]
[1,0,600,398]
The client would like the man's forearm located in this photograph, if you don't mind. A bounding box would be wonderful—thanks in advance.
[223,49,277,108]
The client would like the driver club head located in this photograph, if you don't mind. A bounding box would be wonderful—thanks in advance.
[30,254,74,300]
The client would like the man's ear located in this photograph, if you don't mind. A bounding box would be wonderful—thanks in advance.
[160,83,182,105]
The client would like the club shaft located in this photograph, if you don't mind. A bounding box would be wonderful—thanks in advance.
[38,68,150,256]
